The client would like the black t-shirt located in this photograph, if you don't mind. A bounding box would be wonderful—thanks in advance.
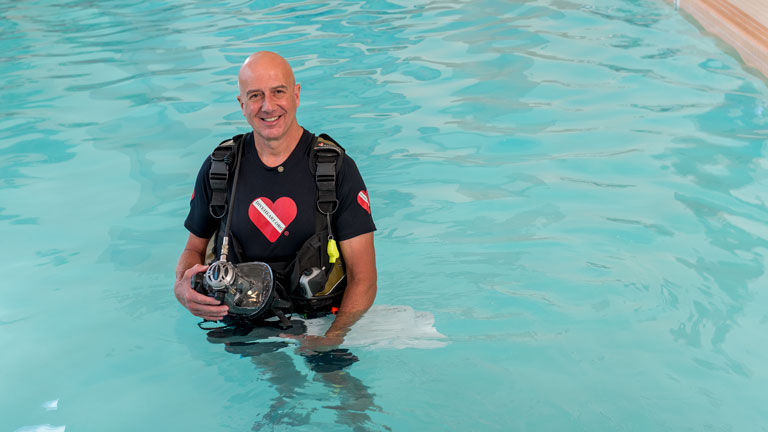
[185,129,375,263]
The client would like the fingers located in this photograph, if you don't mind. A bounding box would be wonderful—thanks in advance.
[189,302,229,320]
[174,264,230,321]
[185,288,228,316]
[184,264,208,279]
[178,268,228,319]
[186,288,223,306]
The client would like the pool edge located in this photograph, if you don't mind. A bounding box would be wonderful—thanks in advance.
[667,0,768,81]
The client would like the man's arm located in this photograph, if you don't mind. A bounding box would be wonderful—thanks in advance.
[173,233,229,321]
[324,231,377,339]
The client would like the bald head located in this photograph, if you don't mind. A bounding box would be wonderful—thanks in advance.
[238,51,295,95]
[236,51,302,146]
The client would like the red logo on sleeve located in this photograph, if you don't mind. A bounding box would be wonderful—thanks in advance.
[357,190,371,214]
[191,189,195,201]
[248,197,297,242]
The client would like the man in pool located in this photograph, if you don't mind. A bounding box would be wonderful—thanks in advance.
[173,51,377,350]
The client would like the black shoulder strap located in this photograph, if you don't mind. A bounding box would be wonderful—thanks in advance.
[310,133,345,216]
[208,134,244,219]
[207,132,343,263]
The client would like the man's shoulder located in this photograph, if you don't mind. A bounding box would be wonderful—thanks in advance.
[194,131,252,179]
[210,131,252,149]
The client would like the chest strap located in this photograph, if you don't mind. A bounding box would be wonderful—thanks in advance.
[208,135,243,219]
[310,134,345,217]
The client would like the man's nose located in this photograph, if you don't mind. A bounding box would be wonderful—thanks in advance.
[261,93,275,111]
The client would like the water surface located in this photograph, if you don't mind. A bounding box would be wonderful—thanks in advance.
[2,0,767,431]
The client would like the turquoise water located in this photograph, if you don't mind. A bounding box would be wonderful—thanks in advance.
[2,0,768,430]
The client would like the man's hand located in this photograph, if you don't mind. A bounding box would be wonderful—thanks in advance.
[174,264,229,321]
[280,333,344,353]
[281,233,378,351]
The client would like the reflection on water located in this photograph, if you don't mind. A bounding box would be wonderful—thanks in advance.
[3,0,768,430]
[206,321,383,431]
[655,82,767,373]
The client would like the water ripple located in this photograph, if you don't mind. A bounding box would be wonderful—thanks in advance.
[2,0,768,430]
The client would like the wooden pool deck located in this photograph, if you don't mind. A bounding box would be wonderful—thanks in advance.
[669,0,768,80]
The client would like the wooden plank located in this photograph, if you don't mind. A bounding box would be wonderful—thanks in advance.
[667,0,768,79]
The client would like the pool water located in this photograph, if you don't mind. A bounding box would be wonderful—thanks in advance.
[2,0,768,430]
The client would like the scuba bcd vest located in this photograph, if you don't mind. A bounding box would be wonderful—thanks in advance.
[199,132,348,327]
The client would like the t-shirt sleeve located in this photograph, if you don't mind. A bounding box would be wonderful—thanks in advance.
[333,154,376,241]
[184,156,220,239]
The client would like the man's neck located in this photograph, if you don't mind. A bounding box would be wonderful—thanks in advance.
[253,124,303,167]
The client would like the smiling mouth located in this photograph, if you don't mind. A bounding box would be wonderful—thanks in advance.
[261,115,280,122]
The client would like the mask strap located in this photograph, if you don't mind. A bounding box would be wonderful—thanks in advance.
[220,135,245,262]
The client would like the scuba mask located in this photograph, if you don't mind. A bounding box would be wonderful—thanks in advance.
[191,260,275,321]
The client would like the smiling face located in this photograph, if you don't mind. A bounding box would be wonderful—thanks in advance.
[236,52,301,145]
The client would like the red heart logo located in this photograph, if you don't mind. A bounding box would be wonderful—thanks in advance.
[357,190,371,214]
[248,197,297,242]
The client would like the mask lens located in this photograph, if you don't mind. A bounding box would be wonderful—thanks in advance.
[229,262,274,317]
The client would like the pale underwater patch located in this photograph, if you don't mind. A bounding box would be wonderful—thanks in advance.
[14,425,65,432]
[296,305,448,350]
[13,401,64,432]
